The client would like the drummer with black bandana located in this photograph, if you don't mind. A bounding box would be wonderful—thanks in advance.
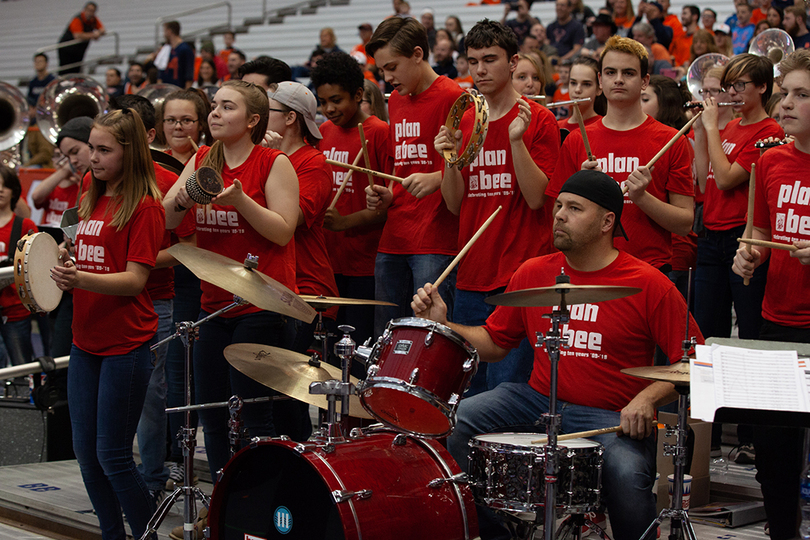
[412,170,703,540]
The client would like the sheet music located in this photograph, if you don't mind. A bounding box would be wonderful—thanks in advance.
[691,344,810,422]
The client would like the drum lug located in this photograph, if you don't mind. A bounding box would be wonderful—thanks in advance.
[428,472,468,488]
[424,328,435,347]
[332,489,372,503]
[293,442,318,454]
[367,365,380,377]
[277,435,291,441]
[462,358,475,372]
[409,368,419,384]
[393,433,408,446]
[381,329,392,346]
[448,393,460,406]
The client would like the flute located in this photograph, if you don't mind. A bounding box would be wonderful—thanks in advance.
[683,102,743,109]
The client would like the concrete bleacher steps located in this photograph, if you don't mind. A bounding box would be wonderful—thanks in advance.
[1,0,734,89]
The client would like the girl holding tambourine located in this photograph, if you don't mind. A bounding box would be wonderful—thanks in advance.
[50,108,164,540]
[162,80,300,483]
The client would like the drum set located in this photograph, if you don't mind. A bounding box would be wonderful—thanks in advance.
[120,244,700,540]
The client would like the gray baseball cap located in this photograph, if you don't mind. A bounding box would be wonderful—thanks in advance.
[267,81,322,140]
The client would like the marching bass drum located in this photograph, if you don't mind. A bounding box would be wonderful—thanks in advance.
[207,429,478,540]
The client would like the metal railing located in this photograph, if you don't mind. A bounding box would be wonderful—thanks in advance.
[260,0,332,22]
[35,32,121,74]
[155,2,232,47]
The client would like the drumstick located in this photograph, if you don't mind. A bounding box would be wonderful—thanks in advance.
[358,123,374,190]
[328,147,364,209]
[325,158,405,184]
[743,163,756,286]
[432,206,502,289]
[573,104,594,162]
[531,425,623,444]
[738,237,799,252]
[622,111,702,194]
[187,136,199,152]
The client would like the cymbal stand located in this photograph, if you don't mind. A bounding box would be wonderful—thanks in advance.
[539,271,571,540]
[638,271,698,540]
[309,325,356,447]
[139,298,242,540]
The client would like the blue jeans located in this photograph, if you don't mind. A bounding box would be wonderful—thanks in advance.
[194,310,287,482]
[68,342,155,540]
[374,252,456,338]
[136,298,172,491]
[448,383,657,540]
[454,288,535,397]
[1,317,33,367]
[50,293,74,357]
[166,266,201,462]
[694,226,768,340]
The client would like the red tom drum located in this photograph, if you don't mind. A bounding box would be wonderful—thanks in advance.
[357,317,479,438]
[207,429,478,540]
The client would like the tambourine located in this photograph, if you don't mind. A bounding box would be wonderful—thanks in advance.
[14,232,63,313]
[443,90,489,170]
[186,166,224,205]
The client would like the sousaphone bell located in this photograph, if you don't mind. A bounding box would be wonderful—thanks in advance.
[686,53,730,99]
[749,28,795,75]
[36,76,107,145]
[0,82,30,171]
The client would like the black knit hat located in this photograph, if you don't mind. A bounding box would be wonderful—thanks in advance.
[559,170,629,240]
[55,116,93,147]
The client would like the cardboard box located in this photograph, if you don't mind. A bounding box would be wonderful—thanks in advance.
[656,412,711,512]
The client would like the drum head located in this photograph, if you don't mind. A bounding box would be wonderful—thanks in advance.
[473,433,600,450]
[20,233,62,312]
[210,443,346,539]
[361,386,451,437]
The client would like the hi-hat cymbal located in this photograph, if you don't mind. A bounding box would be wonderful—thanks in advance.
[300,294,397,310]
[486,284,642,307]
[168,244,316,323]
[621,363,690,386]
[224,343,372,419]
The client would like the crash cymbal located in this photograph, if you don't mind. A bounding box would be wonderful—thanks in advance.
[225,343,372,419]
[300,294,397,310]
[168,244,316,323]
[486,284,641,307]
[621,363,690,386]
[150,148,185,175]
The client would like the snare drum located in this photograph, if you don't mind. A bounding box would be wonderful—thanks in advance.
[13,233,63,313]
[207,429,478,540]
[357,317,478,438]
[468,433,603,514]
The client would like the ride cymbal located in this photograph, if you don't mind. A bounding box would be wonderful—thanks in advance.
[486,284,641,307]
[168,244,316,323]
[224,343,372,419]
[621,363,690,386]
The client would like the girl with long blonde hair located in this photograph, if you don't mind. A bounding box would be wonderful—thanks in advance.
[50,108,165,540]
[163,80,299,484]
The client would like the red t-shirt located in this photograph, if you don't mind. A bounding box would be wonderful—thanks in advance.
[454,75,474,90]
[380,75,463,255]
[754,143,810,327]
[319,116,391,276]
[145,163,195,301]
[39,183,79,227]
[484,251,703,411]
[557,113,600,131]
[549,116,694,269]
[703,117,782,230]
[72,196,164,355]
[671,142,698,271]
[0,217,38,322]
[453,98,559,291]
[289,145,340,304]
[194,145,297,316]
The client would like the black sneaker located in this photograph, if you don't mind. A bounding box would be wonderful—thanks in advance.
[729,444,756,465]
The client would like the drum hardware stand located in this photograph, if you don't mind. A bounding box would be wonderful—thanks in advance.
[638,271,698,540]
[139,297,243,540]
[309,325,356,449]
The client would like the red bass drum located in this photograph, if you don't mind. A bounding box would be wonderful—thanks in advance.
[207,429,478,540]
